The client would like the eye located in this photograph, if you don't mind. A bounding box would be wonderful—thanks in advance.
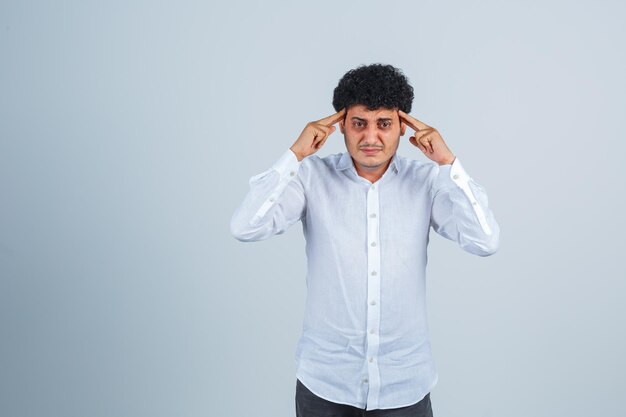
[353,121,365,128]
[379,121,391,128]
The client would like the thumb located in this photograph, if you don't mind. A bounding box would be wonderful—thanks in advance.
[314,126,336,150]
[409,136,427,154]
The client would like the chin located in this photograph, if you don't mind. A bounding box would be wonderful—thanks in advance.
[360,157,385,167]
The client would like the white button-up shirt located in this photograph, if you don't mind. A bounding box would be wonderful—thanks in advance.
[230,148,500,410]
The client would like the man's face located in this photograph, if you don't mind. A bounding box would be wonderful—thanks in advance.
[339,104,407,174]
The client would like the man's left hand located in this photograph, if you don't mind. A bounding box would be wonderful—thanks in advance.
[398,109,456,165]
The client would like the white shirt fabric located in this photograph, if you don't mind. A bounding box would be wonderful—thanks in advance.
[230,148,500,410]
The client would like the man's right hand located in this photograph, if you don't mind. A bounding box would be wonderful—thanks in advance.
[290,108,346,162]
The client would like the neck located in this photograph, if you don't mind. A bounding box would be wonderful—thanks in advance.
[353,157,392,184]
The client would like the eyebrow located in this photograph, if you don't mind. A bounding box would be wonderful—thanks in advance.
[351,117,393,122]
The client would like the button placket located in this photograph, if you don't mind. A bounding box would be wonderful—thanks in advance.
[364,181,381,408]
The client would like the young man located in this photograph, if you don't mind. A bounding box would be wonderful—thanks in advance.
[230,63,500,417]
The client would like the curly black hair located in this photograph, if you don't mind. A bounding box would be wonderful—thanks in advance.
[332,63,414,114]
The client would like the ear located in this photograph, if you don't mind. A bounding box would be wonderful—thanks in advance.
[400,120,407,136]
[339,119,345,134]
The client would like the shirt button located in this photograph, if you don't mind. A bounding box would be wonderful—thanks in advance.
[369,328,375,334]
[290,171,295,177]
[269,197,275,202]
[371,271,377,276]
[472,201,477,205]
[369,357,374,363]
[362,377,369,383]
[370,299,376,305]
[369,213,377,218]
[370,242,377,247]
[453,174,459,180]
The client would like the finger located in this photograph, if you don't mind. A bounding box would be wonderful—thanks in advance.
[314,126,330,136]
[319,125,336,141]
[316,134,330,149]
[315,124,331,134]
[315,128,334,148]
[424,136,435,153]
[312,128,330,146]
[398,109,431,131]
[410,136,427,153]
[319,125,335,137]
[414,129,433,141]
[419,136,434,153]
[398,109,431,130]
[317,108,347,126]
[416,130,436,152]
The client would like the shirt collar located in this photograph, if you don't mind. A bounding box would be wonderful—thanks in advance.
[337,151,400,175]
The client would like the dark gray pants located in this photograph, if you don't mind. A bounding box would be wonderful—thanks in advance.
[296,379,433,417]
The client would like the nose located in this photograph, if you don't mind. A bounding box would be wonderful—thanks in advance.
[361,124,383,145]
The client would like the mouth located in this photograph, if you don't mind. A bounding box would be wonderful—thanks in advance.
[360,147,382,155]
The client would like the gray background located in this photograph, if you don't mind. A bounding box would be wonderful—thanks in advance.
[1,1,624,416]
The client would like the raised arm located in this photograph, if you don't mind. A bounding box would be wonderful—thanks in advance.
[230,108,346,242]
[230,149,306,242]
[398,109,500,256]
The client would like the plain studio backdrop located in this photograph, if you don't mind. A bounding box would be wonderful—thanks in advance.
[1,1,624,416]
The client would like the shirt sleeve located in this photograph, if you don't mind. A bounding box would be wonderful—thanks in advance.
[230,148,306,242]
[429,157,500,256]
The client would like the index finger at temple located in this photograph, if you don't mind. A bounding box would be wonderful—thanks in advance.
[317,108,346,126]
[398,109,431,131]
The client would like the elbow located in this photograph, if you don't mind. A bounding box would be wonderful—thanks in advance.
[230,226,249,242]
[230,226,256,243]
[461,225,500,257]
[230,214,270,242]
[474,227,500,257]
[476,240,499,256]
[230,215,255,242]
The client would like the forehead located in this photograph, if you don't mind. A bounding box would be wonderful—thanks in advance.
[347,104,396,120]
